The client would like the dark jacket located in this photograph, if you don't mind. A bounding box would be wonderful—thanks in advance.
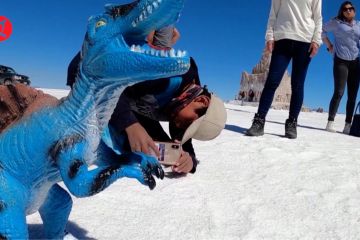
[110,57,200,173]
[67,55,200,173]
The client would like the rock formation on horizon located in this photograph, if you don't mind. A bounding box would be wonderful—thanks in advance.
[237,48,292,109]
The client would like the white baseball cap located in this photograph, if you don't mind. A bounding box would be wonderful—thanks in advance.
[181,94,227,143]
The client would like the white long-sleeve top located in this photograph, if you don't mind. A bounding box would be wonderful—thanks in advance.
[265,0,323,45]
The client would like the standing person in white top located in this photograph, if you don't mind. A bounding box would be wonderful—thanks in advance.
[246,0,322,139]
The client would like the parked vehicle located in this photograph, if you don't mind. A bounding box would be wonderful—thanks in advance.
[0,65,31,85]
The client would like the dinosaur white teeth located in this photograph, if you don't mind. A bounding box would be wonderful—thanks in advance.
[147,5,153,14]
[153,2,158,9]
[160,50,166,57]
[173,50,186,58]
[130,45,187,58]
[133,2,158,28]
[169,49,176,58]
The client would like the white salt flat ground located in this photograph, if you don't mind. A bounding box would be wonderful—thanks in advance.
[28,89,360,239]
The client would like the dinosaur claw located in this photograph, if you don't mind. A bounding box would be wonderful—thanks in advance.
[147,175,156,190]
[154,167,160,178]
[147,162,152,169]
[152,164,164,179]
[142,167,157,190]
[158,167,164,179]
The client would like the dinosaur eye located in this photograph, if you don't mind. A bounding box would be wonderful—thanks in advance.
[96,20,107,28]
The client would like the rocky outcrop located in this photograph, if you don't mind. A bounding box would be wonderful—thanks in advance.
[237,48,292,109]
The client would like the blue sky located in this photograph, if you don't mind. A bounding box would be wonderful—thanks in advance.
[1,0,359,113]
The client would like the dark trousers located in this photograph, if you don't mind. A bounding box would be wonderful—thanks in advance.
[257,39,312,120]
[328,56,360,123]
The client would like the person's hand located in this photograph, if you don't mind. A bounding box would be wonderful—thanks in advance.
[146,30,155,45]
[172,150,193,173]
[125,122,160,156]
[266,40,275,53]
[309,42,320,58]
[326,44,334,54]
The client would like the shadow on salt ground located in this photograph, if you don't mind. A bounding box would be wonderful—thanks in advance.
[164,171,188,179]
[226,108,254,114]
[225,124,247,134]
[265,120,326,131]
[226,124,285,137]
[29,221,96,240]
[225,121,326,137]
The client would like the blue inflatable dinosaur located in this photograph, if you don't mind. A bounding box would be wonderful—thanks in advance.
[0,0,189,238]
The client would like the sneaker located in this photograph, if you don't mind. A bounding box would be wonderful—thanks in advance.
[285,118,297,139]
[343,122,351,134]
[325,121,336,132]
[246,114,265,136]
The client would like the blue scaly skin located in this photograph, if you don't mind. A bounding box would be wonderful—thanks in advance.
[0,0,190,238]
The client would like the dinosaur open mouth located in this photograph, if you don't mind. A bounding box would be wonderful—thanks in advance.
[130,44,187,58]
[111,0,188,59]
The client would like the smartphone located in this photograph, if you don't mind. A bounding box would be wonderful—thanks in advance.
[153,141,182,166]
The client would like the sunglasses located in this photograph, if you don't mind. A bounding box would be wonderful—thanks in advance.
[343,7,355,12]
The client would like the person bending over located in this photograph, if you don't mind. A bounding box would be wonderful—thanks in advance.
[67,57,227,174]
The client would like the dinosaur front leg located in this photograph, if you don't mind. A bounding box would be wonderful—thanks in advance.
[52,135,164,198]
[0,171,29,239]
[39,184,73,239]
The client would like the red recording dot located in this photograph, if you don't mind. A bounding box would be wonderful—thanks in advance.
[0,16,13,42]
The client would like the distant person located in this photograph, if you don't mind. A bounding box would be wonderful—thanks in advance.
[239,91,245,100]
[322,1,360,134]
[248,89,255,102]
[246,0,322,139]
[147,25,180,50]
